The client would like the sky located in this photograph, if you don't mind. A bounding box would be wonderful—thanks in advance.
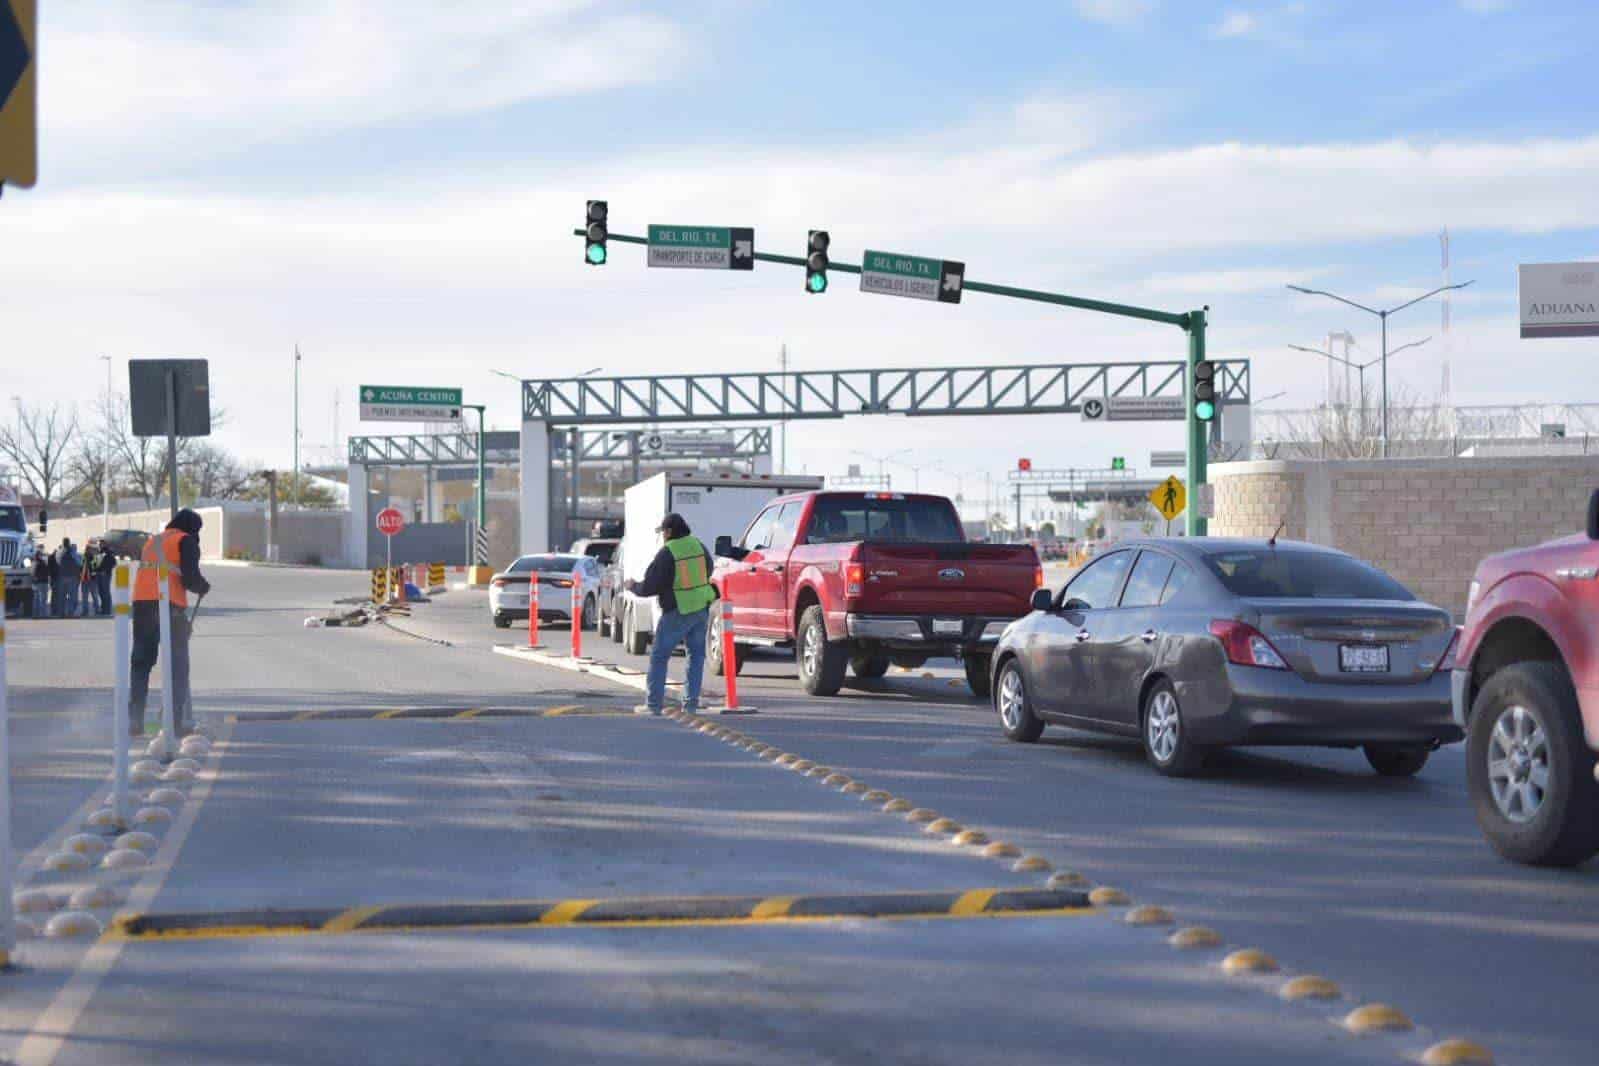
[3,0,1597,517]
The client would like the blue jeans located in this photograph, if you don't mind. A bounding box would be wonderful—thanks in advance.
[61,580,80,617]
[32,584,48,617]
[646,607,709,713]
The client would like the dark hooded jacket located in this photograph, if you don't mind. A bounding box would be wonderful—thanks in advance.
[168,509,211,599]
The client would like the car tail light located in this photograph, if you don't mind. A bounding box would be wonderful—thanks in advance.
[550,578,573,588]
[1209,620,1289,670]
[491,577,508,588]
[1034,564,1045,589]
[844,547,864,598]
[1434,627,1461,675]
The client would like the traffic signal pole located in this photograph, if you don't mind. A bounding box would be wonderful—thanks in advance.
[575,226,1217,528]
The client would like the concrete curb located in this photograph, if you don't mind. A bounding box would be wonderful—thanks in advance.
[110,887,1093,941]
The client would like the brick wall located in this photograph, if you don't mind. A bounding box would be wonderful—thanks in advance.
[1211,457,1599,617]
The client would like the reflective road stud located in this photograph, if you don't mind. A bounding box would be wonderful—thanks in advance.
[154,559,177,760]
[0,614,13,963]
[112,563,133,827]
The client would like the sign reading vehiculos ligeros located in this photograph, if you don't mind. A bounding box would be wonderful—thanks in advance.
[1520,262,1599,339]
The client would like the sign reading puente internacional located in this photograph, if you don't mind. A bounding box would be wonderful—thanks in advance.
[1519,262,1599,339]
[860,250,964,304]
[359,386,463,422]
[647,225,755,270]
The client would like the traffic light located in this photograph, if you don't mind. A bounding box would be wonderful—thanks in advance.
[1192,360,1217,422]
[806,230,829,293]
[585,200,608,265]
[1111,456,1126,471]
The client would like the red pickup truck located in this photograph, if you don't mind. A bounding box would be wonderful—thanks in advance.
[1454,487,1599,867]
[710,491,1042,697]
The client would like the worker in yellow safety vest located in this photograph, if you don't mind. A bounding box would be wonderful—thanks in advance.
[625,512,717,716]
[130,509,212,738]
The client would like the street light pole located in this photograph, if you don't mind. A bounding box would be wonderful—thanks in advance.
[293,346,302,508]
[1289,336,1431,445]
[464,404,487,565]
[1286,281,1471,457]
[99,356,112,533]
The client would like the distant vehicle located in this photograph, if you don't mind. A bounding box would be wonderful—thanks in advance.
[1453,487,1599,867]
[714,491,1042,697]
[990,538,1460,777]
[615,472,824,655]
[489,554,603,629]
[569,537,619,566]
[101,528,153,560]
[0,485,39,616]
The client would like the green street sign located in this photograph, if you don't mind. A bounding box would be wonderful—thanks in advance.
[647,224,754,270]
[860,250,964,304]
[359,385,462,422]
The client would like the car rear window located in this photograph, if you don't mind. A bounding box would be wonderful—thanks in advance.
[511,555,583,573]
[581,543,616,564]
[1203,549,1414,601]
[805,495,962,545]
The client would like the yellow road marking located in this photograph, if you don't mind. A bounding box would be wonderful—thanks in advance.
[291,710,321,722]
[950,889,996,917]
[452,709,483,720]
[374,708,408,720]
[323,905,386,934]
[540,704,585,717]
[750,896,795,919]
[540,899,597,925]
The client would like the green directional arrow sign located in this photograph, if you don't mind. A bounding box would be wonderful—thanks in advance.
[359,385,463,422]
[647,225,755,270]
[860,250,964,304]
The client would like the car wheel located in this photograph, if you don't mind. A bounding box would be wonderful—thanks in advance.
[994,659,1043,743]
[1142,680,1205,777]
[963,654,992,699]
[850,654,890,680]
[1364,743,1430,777]
[796,606,846,696]
[623,604,650,656]
[611,607,625,644]
[1467,662,1599,867]
[583,596,597,631]
[492,613,510,629]
[707,609,745,677]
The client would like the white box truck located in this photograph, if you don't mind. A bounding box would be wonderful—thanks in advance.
[615,472,821,654]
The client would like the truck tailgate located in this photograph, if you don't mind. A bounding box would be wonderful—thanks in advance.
[855,543,1038,617]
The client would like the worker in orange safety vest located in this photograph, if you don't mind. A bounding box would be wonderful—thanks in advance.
[129,509,212,738]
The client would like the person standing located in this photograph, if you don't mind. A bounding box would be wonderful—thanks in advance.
[45,546,60,617]
[77,541,95,617]
[94,540,116,616]
[129,510,211,738]
[56,538,82,618]
[30,549,49,617]
[625,512,717,716]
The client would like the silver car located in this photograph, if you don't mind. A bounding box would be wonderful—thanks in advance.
[989,538,1462,777]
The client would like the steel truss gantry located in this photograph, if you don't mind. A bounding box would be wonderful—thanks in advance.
[521,361,1251,425]
[348,427,772,467]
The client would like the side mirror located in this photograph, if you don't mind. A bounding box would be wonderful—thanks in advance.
[714,535,749,561]
[1062,597,1090,613]
[1030,588,1054,612]
[1588,488,1599,541]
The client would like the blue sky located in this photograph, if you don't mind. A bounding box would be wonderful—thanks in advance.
[3,0,1597,515]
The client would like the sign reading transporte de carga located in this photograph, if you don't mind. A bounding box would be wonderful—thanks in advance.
[1520,262,1599,339]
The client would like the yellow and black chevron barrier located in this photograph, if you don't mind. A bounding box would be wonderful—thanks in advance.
[370,568,388,602]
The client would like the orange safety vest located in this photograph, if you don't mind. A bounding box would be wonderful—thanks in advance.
[133,529,189,607]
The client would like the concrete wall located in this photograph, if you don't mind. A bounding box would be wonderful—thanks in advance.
[1210,456,1599,616]
[47,506,225,560]
[46,504,351,568]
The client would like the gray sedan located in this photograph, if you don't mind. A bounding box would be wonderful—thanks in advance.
[989,538,1463,777]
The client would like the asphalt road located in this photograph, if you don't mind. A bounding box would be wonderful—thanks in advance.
[0,563,1593,1064]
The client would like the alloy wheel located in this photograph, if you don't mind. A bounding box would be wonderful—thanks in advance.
[997,668,1024,731]
[802,625,820,679]
[1488,704,1550,824]
[1147,690,1179,763]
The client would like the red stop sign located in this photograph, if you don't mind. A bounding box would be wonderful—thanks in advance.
[376,507,405,537]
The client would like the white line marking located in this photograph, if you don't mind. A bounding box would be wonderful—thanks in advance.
[14,717,236,1066]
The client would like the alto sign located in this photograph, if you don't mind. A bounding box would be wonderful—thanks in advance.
[375,507,405,537]
[1520,262,1599,339]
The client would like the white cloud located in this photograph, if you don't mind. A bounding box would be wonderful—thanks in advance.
[1212,10,1261,38]
[40,1,685,177]
[1073,0,1155,26]
[1209,3,1307,44]
[1460,0,1511,12]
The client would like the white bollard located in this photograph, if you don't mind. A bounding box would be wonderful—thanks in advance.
[154,558,177,760]
[0,614,14,962]
[112,563,133,827]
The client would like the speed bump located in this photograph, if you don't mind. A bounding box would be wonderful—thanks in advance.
[841,781,869,795]
[85,807,123,830]
[923,818,962,835]
[133,806,174,826]
[979,840,1018,858]
[116,831,159,853]
[110,886,1094,942]
[1124,905,1174,927]
[102,847,149,871]
[952,829,990,847]
[822,773,852,787]
[1012,855,1052,873]
[863,790,892,803]
[1087,886,1129,906]
[45,911,104,939]
[43,851,90,873]
[1169,926,1223,950]
[805,765,833,779]
[160,766,196,784]
[169,757,200,773]
[1342,1003,1412,1034]
[14,889,62,914]
[69,884,122,909]
[64,833,110,859]
[905,808,939,824]
[790,759,815,772]
[147,788,186,807]
[1421,1039,1494,1065]
[1278,975,1340,1001]
[1221,948,1279,976]
[776,754,799,766]
[882,798,913,812]
[1047,872,1088,890]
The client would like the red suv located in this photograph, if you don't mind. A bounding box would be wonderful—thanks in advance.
[1453,488,1599,866]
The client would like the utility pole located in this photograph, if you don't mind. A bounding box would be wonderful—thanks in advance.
[292,345,302,508]
[779,343,788,474]
[100,355,112,532]
[464,404,487,563]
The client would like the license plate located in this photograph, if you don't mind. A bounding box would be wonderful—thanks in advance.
[1339,644,1389,673]
[932,619,963,636]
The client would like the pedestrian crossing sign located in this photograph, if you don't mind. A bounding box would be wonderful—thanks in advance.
[1150,476,1185,521]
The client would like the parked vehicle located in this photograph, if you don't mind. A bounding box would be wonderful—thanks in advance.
[570,537,619,566]
[615,472,823,655]
[1453,488,1599,867]
[101,528,152,560]
[1,485,38,617]
[489,553,603,629]
[713,491,1042,697]
[990,537,1461,777]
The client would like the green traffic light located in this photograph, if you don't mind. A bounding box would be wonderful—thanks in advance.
[587,244,607,265]
[807,273,827,293]
[1195,399,1216,422]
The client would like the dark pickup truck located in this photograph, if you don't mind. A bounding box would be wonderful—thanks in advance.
[712,490,1042,697]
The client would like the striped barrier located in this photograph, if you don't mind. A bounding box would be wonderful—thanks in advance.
[370,569,388,603]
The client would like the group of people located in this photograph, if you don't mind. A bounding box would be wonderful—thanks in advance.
[30,537,118,618]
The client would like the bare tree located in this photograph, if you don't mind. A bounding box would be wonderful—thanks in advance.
[183,442,253,500]
[1259,384,1452,460]
[63,435,111,509]
[0,401,80,503]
